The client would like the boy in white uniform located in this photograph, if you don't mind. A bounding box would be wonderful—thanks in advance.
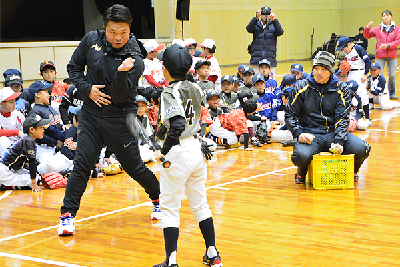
[142,40,167,88]
[199,39,221,91]
[153,44,222,267]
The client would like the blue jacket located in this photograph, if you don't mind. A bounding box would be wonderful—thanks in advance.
[30,104,62,147]
[257,90,277,120]
[246,17,284,67]
[45,126,77,160]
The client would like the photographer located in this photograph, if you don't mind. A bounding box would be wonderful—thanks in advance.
[246,6,284,75]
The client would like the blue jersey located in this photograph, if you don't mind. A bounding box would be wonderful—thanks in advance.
[257,91,277,120]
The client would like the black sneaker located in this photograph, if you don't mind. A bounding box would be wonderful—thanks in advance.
[294,172,305,184]
[203,252,223,267]
[281,139,297,147]
[153,260,178,267]
[251,138,262,147]
[354,174,359,182]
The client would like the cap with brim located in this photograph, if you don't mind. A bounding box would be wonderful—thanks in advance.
[184,38,197,47]
[40,60,56,71]
[282,86,294,97]
[252,74,265,84]
[232,76,239,84]
[258,59,271,67]
[280,74,297,88]
[193,50,203,57]
[198,39,216,49]
[23,114,51,133]
[27,81,53,102]
[194,59,211,71]
[238,64,247,72]
[221,75,234,84]
[336,37,350,52]
[290,63,303,73]
[136,95,148,102]
[0,87,21,102]
[242,66,255,75]
[371,63,381,70]
[163,44,192,79]
[4,75,23,86]
[144,40,165,52]
[346,80,359,95]
[242,99,258,114]
[206,91,220,100]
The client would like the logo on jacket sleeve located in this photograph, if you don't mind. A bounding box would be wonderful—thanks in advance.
[91,44,102,51]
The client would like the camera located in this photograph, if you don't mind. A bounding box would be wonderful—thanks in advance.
[261,6,271,16]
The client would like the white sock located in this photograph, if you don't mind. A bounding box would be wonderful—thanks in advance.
[168,251,177,265]
[207,246,218,258]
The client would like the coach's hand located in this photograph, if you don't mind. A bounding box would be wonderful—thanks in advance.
[118,57,135,72]
[298,133,315,144]
[89,85,111,107]
[154,150,165,161]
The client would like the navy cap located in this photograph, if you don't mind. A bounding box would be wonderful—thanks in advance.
[4,74,23,86]
[206,90,220,101]
[371,63,381,70]
[336,37,351,51]
[280,74,297,88]
[193,50,203,57]
[347,80,359,95]
[23,114,51,133]
[290,63,303,73]
[28,81,52,102]
[194,59,211,71]
[258,59,271,67]
[238,64,247,72]
[163,44,192,79]
[252,74,265,84]
[282,86,294,97]
[261,6,271,15]
[221,75,234,83]
[241,66,255,75]
[242,99,258,114]
[232,76,239,84]
[40,60,56,72]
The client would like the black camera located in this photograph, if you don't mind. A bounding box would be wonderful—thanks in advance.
[261,6,271,15]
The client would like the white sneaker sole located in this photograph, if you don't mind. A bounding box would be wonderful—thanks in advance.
[151,212,162,220]
[58,225,75,236]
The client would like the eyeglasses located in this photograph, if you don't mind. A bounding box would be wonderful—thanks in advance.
[187,48,196,51]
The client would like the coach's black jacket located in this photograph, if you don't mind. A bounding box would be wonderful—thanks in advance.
[285,74,351,146]
[67,30,146,117]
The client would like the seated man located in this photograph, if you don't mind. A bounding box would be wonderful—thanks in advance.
[285,51,371,184]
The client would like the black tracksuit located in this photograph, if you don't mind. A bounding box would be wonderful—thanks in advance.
[61,30,160,216]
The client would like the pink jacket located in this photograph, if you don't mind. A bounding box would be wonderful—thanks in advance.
[363,24,400,58]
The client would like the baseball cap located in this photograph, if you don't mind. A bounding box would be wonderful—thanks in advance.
[280,74,297,88]
[198,39,216,49]
[40,60,56,72]
[221,75,234,84]
[347,80,359,95]
[4,74,23,86]
[258,59,271,67]
[232,76,239,84]
[371,63,381,70]
[261,6,271,15]
[194,59,211,71]
[172,39,185,47]
[184,38,197,47]
[27,81,53,102]
[252,74,265,84]
[143,40,165,53]
[241,66,255,75]
[162,44,192,79]
[336,37,351,52]
[313,51,335,74]
[193,50,203,57]
[290,63,303,73]
[282,86,294,97]
[3,69,21,79]
[23,114,51,133]
[136,94,148,102]
[238,64,247,73]
[242,99,258,114]
[0,87,21,102]
[206,90,220,100]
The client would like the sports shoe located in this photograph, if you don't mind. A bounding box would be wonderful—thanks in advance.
[151,203,162,220]
[294,172,305,184]
[251,137,262,147]
[390,94,399,100]
[58,212,75,236]
[225,142,240,149]
[203,252,223,267]
[281,139,297,147]
[354,174,359,183]
[153,260,179,267]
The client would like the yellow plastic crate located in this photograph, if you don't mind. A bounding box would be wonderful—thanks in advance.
[308,152,354,189]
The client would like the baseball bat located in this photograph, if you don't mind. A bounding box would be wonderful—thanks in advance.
[126,112,171,168]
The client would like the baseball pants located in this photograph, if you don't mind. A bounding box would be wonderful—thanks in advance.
[291,132,371,177]
[160,136,212,229]
[61,109,160,217]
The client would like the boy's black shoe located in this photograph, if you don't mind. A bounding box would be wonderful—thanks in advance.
[153,260,178,267]
[354,174,359,182]
[294,172,305,184]
[203,252,223,267]
[251,137,262,147]
[281,139,297,147]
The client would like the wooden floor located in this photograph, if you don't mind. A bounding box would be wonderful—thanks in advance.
[1,60,400,267]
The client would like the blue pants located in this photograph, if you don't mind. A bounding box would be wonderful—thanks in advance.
[291,132,371,177]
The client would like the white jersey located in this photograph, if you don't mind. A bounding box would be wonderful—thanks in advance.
[190,56,201,81]
[142,58,165,87]
[0,110,25,143]
[346,45,367,72]
[206,55,221,88]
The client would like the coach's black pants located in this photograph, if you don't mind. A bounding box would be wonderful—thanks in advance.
[61,109,160,217]
[291,132,371,177]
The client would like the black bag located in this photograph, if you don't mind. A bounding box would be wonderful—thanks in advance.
[247,42,253,55]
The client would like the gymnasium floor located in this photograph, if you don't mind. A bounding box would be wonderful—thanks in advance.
[1,60,400,266]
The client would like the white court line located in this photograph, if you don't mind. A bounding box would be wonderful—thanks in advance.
[0,190,12,201]
[369,128,400,134]
[0,165,295,244]
[0,252,86,267]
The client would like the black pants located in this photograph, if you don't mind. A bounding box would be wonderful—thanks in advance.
[61,109,160,216]
[291,132,371,177]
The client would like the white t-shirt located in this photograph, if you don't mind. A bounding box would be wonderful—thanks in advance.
[142,58,165,87]
[0,110,25,143]
[206,55,221,88]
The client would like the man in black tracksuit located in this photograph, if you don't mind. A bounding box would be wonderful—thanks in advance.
[285,51,371,184]
[58,4,160,236]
